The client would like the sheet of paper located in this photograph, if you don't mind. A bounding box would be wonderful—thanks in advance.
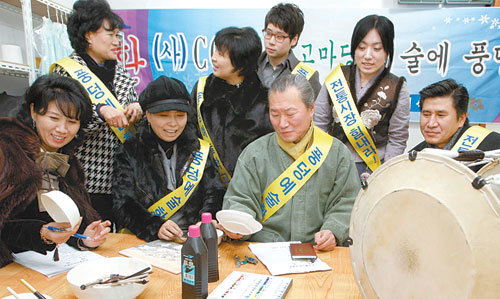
[248,242,331,276]
[119,239,182,274]
[12,243,104,277]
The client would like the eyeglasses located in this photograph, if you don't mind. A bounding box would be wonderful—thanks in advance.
[262,29,290,43]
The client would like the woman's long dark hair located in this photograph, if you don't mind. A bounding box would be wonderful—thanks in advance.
[18,74,93,153]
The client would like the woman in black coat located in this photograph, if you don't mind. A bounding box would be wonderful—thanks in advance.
[112,76,225,242]
[191,27,274,186]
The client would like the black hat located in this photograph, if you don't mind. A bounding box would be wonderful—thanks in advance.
[139,76,191,114]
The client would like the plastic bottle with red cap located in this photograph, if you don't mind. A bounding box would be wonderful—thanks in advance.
[181,225,208,299]
[200,212,219,282]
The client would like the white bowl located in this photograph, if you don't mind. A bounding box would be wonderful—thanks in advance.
[0,44,23,64]
[40,190,80,228]
[216,210,262,235]
[67,257,150,299]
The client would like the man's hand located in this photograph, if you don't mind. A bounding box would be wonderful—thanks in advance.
[216,222,243,240]
[314,230,337,251]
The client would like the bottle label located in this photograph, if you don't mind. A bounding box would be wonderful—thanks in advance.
[182,254,195,286]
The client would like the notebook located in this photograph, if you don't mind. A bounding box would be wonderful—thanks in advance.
[289,243,317,262]
[12,243,103,277]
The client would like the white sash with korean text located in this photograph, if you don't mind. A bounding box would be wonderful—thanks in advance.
[452,125,492,152]
[325,65,381,172]
[147,139,210,220]
[291,62,317,81]
[261,127,333,223]
[50,57,135,143]
[196,76,232,187]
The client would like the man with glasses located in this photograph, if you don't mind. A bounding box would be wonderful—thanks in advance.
[257,3,321,97]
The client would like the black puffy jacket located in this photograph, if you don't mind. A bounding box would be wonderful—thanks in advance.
[112,119,225,242]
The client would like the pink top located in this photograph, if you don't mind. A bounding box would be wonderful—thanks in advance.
[201,212,212,224]
[188,225,200,238]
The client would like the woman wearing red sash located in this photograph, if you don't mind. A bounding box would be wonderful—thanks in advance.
[52,0,142,224]
[112,77,225,241]
[314,15,410,177]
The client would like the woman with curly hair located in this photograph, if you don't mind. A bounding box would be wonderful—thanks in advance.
[52,0,141,223]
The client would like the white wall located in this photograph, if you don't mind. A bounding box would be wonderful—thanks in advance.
[62,0,399,9]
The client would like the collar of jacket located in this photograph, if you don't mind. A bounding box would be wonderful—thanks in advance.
[202,72,267,116]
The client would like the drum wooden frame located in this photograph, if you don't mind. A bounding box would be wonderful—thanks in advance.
[349,152,500,299]
[478,158,500,198]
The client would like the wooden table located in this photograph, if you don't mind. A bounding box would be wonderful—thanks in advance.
[0,234,362,298]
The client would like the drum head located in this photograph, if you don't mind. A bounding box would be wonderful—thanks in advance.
[350,152,500,299]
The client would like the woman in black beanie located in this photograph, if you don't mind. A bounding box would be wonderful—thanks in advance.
[112,76,225,241]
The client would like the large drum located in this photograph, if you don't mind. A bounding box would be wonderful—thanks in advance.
[478,158,500,199]
[349,152,500,299]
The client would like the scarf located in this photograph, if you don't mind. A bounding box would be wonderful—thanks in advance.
[276,123,314,160]
[35,150,70,211]
[80,52,117,97]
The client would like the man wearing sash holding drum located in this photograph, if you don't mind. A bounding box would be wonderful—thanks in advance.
[112,77,225,241]
[257,3,321,98]
[412,79,500,155]
[220,74,359,251]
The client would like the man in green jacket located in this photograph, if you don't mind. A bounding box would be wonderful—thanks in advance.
[220,74,360,251]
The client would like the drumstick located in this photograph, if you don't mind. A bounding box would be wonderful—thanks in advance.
[421,148,485,161]
[19,279,46,299]
[6,287,21,299]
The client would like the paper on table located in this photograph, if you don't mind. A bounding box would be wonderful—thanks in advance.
[12,243,104,277]
[248,242,332,276]
[119,239,182,274]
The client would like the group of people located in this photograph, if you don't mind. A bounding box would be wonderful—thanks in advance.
[1,0,499,267]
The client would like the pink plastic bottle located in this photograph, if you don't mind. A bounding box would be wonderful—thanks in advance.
[181,225,208,298]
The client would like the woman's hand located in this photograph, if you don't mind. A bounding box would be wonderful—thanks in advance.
[123,102,143,124]
[41,218,82,244]
[100,105,129,128]
[81,220,112,248]
[158,220,184,241]
[216,222,243,240]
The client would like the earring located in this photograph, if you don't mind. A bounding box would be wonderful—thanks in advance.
[32,119,36,130]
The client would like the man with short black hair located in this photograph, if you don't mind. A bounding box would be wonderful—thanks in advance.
[412,79,500,154]
[257,3,321,97]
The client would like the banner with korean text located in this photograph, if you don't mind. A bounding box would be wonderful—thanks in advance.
[115,8,500,123]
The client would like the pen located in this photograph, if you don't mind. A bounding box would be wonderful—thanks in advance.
[6,287,21,299]
[45,226,93,241]
[19,279,46,299]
